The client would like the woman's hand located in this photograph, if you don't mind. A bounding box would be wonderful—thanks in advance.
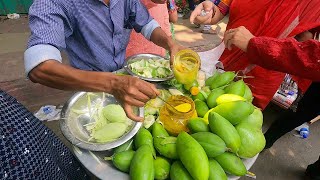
[111,75,160,122]
[223,26,255,52]
[190,1,215,25]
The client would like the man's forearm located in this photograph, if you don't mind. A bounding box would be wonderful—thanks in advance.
[29,60,118,93]
[150,27,175,51]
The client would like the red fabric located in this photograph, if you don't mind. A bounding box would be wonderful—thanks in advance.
[219,0,320,109]
[247,37,320,81]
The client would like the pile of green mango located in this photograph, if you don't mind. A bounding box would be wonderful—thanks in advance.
[104,71,265,179]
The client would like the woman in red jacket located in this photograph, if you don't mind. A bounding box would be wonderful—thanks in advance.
[224,25,320,180]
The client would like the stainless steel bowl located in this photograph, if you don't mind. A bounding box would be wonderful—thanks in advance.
[124,54,174,82]
[60,92,143,151]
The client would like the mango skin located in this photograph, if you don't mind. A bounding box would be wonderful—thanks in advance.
[224,79,246,96]
[207,89,225,108]
[239,108,263,129]
[236,123,266,158]
[170,161,193,180]
[130,145,154,180]
[176,132,209,180]
[135,128,156,158]
[154,156,171,180]
[243,84,253,102]
[209,112,241,153]
[191,132,227,158]
[112,150,135,173]
[208,159,227,180]
[215,152,247,176]
[152,123,178,159]
[187,118,210,133]
[212,101,254,125]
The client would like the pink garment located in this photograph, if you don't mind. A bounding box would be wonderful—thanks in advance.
[126,1,171,58]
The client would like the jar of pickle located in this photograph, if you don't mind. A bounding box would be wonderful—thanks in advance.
[159,95,197,136]
[173,49,200,85]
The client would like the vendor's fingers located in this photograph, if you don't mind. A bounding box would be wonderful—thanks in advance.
[134,91,151,103]
[190,5,203,24]
[138,81,159,99]
[124,104,143,122]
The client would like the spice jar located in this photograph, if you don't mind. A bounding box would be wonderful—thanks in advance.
[159,95,197,136]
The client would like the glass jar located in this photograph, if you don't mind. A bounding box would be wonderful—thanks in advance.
[173,49,200,85]
[159,95,197,136]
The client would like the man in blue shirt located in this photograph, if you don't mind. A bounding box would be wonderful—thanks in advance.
[24,0,184,121]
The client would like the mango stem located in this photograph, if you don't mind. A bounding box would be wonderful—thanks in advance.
[104,156,113,161]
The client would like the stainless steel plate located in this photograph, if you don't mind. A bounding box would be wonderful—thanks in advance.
[124,54,174,82]
[60,92,143,151]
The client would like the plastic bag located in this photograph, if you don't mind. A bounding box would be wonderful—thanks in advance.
[34,105,61,121]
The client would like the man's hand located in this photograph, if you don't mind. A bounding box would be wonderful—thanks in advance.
[223,26,255,52]
[111,75,160,122]
[151,0,166,4]
[190,1,214,25]
[169,43,186,65]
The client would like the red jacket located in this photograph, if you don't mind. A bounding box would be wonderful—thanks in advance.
[247,37,320,81]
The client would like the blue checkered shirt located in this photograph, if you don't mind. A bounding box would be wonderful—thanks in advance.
[24,0,159,74]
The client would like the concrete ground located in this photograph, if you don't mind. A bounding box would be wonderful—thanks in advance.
[0,15,319,180]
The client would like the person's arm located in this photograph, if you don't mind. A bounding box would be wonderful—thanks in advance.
[247,37,320,81]
[25,0,159,121]
[189,0,231,25]
[130,0,185,63]
[223,26,320,81]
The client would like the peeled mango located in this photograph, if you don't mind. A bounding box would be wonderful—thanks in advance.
[102,104,127,123]
[212,101,254,125]
[92,123,127,142]
[215,152,247,176]
[224,79,246,96]
[239,108,263,129]
[208,159,227,180]
[177,132,209,180]
[236,123,266,158]
[191,132,227,158]
[152,123,178,159]
[209,112,241,153]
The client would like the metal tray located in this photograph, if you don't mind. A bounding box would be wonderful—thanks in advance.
[60,92,143,151]
[124,54,174,82]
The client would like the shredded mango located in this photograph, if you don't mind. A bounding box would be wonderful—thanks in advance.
[174,103,192,112]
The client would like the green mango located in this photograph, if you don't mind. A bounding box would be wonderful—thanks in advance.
[194,99,210,118]
[154,156,171,180]
[210,72,236,89]
[130,145,154,180]
[205,71,220,86]
[114,139,134,153]
[224,79,246,96]
[192,92,206,101]
[177,132,209,180]
[243,84,253,102]
[187,118,210,133]
[191,132,227,158]
[207,89,225,108]
[152,123,178,159]
[170,161,193,180]
[209,112,241,153]
[239,108,263,129]
[212,101,254,125]
[108,150,135,173]
[208,159,227,180]
[215,152,247,176]
[135,128,156,158]
[236,123,266,158]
